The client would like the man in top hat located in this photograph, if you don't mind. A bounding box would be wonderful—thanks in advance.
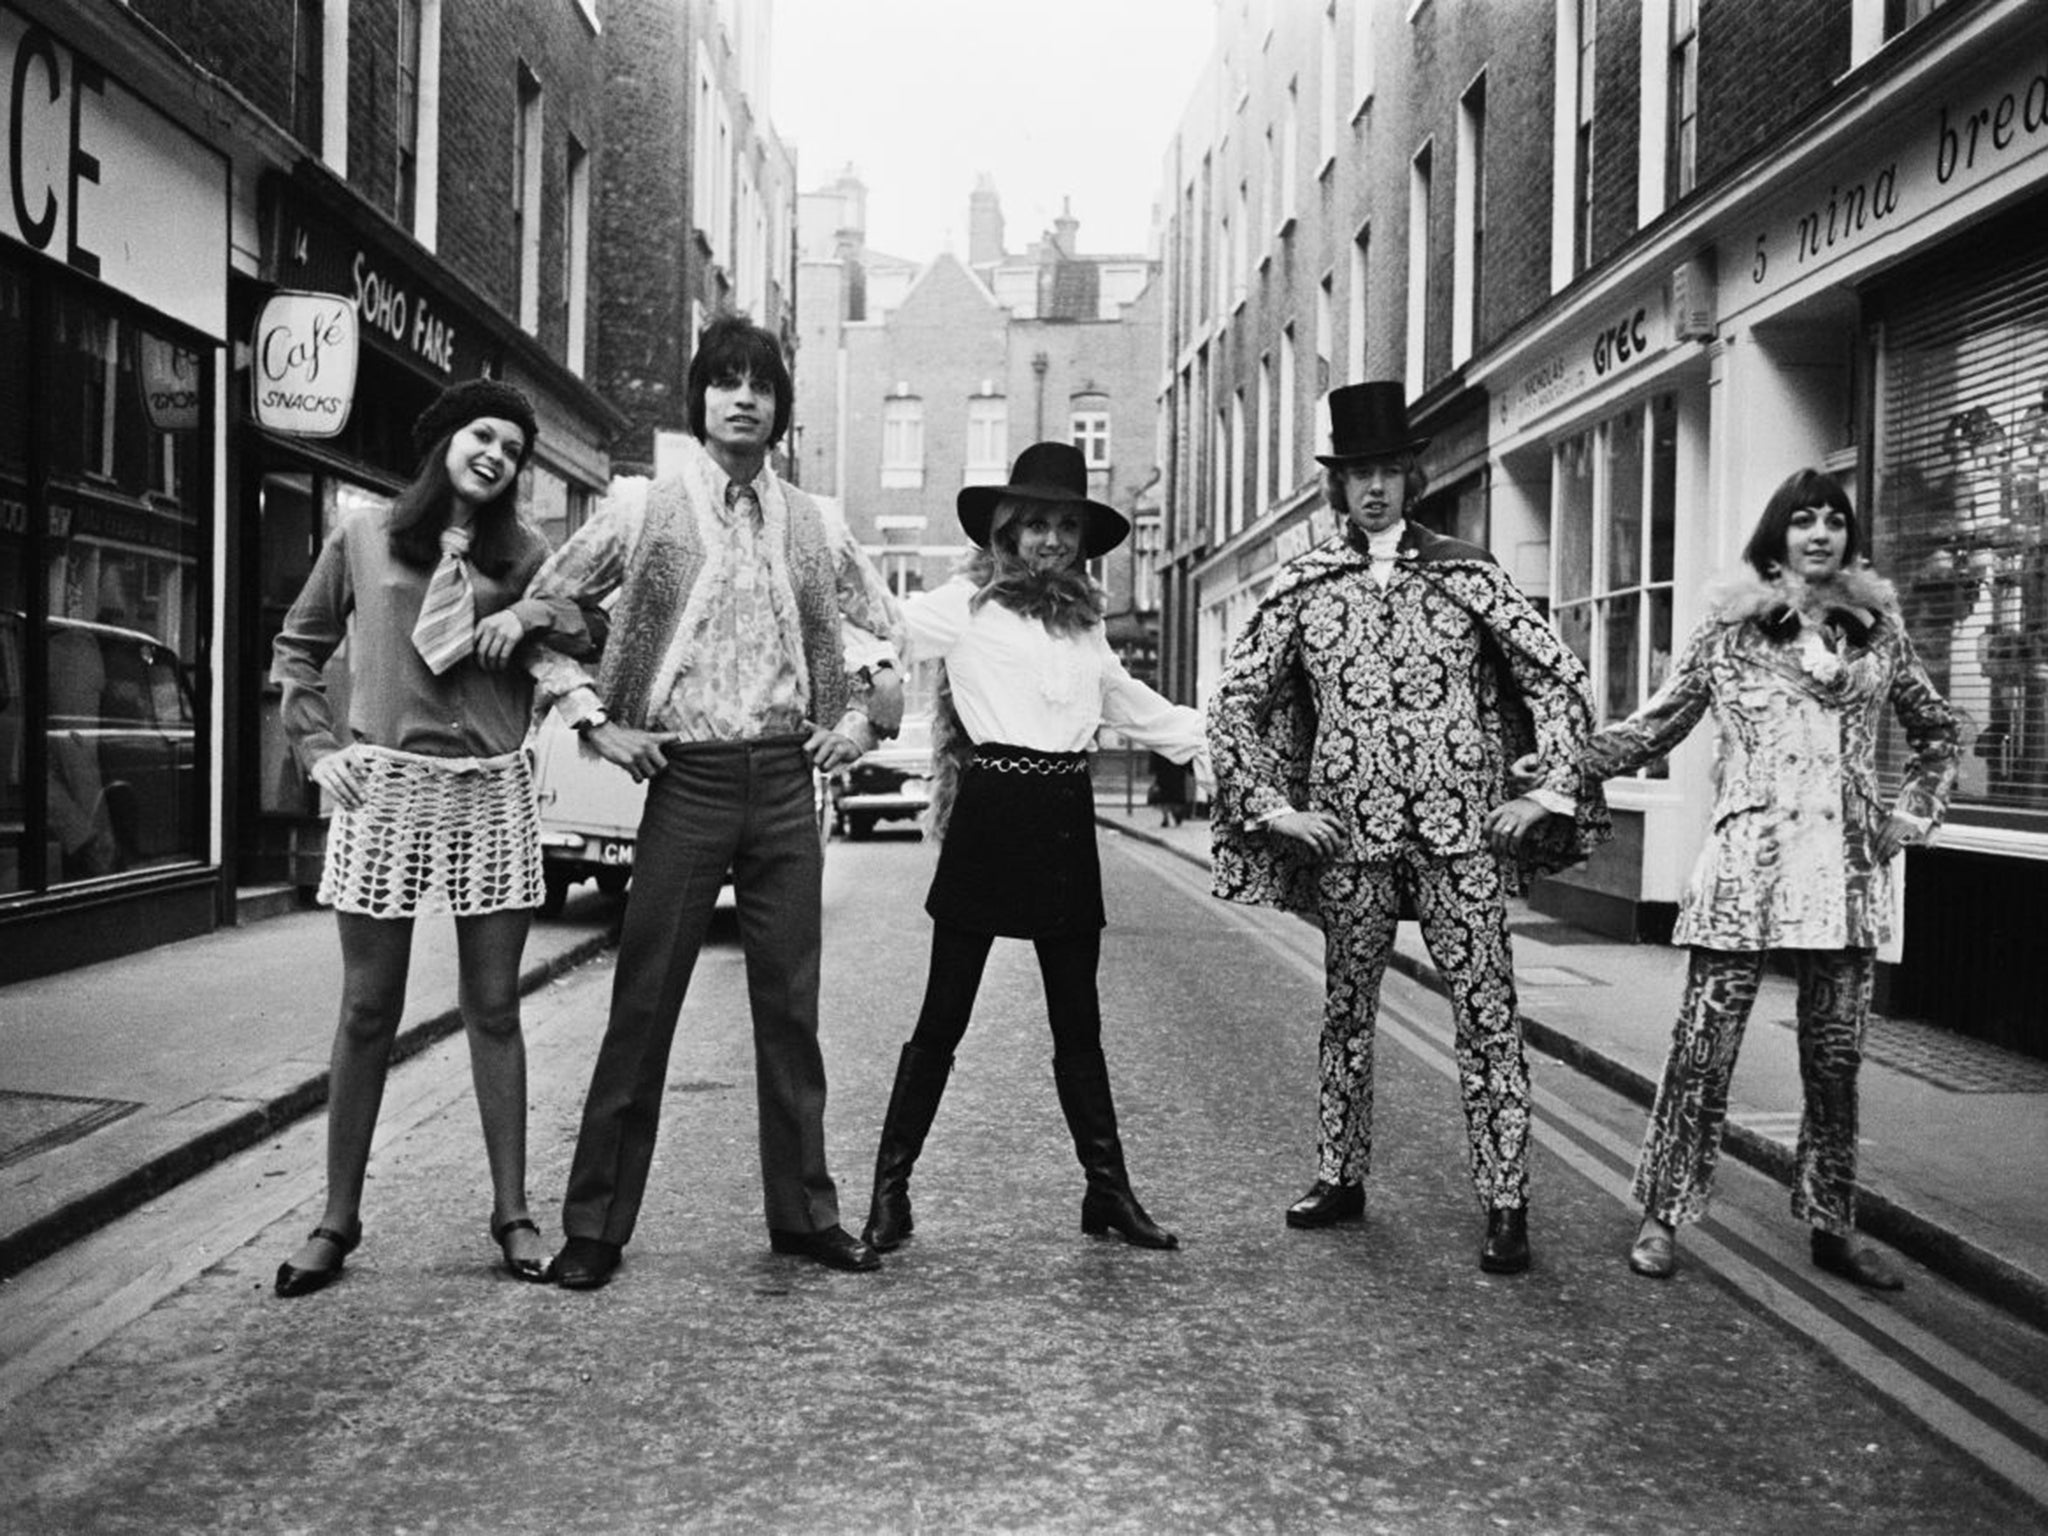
[519,314,903,1287]
[1207,381,1607,1274]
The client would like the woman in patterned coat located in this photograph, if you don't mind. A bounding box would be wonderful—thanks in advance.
[1581,468,1958,1288]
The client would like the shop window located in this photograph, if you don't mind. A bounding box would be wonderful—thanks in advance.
[1553,394,1678,772]
[1873,225,2048,818]
[0,261,210,895]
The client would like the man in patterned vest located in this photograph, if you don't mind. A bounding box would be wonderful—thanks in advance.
[1208,381,1607,1275]
[523,316,902,1287]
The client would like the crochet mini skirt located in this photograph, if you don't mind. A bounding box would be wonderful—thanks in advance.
[319,744,543,919]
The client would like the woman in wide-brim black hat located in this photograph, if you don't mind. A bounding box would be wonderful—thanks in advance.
[859,441,1206,1254]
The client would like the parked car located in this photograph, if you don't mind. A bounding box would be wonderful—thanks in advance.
[833,712,934,839]
[530,709,835,916]
[1,611,198,886]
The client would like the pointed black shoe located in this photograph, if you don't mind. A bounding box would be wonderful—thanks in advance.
[547,1236,622,1290]
[274,1222,362,1298]
[769,1225,882,1272]
[861,1043,954,1252]
[1285,1180,1365,1229]
[1479,1206,1531,1274]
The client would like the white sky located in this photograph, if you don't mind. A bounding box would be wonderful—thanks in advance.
[770,0,1218,261]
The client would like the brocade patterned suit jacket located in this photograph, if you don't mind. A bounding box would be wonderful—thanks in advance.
[1208,523,1609,918]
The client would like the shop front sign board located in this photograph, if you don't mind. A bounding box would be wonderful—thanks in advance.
[1,6,227,337]
[1497,280,1675,436]
[271,180,488,383]
[1733,41,2048,319]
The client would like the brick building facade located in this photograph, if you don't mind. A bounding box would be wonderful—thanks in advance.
[597,0,795,473]
[795,179,1165,685]
[1156,0,2048,1055]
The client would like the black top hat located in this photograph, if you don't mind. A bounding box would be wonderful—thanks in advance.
[957,442,1131,558]
[1314,381,1430,467]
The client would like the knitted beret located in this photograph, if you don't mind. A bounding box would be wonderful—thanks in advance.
[412,377,540,459]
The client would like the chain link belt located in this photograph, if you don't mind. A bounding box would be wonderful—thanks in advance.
[970,749,1090,775]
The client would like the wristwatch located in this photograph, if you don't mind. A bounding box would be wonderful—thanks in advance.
[572,706,611,735]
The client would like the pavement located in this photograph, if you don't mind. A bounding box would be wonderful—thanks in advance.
[1,809,2044,1335]
[1091,795,2048,1333]
[0,889,622,1280]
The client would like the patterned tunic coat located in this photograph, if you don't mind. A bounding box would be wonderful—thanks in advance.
[1209,524,1609,915]
[1583,568,1959,952]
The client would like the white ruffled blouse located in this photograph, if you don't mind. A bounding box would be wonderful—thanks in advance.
[901,577,1206,764]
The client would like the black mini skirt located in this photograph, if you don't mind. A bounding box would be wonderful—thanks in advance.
[924,742,1104,939]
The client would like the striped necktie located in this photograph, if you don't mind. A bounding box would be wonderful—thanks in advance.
[412,525,477,675]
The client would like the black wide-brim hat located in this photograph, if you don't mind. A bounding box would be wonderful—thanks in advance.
[957,441,1131,558]
[412,376,540,460]
[1314,380,1430,467]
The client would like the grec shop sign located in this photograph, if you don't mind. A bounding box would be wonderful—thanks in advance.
[271,185,485,381]
[1,6,227,336]
[1497,280,1673,434]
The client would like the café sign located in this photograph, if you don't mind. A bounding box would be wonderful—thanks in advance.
[253,290,360,438]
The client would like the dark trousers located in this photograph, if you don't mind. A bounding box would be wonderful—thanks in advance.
[908,921,1105,1058]
[561,738,839,1245]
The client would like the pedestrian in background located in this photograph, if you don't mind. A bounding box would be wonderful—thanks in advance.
[1148,748,1191,827]
[521,315,902,1289]
[1208,381,1608,1275]
[272,378,589,1296]
[860,442,1204,1255]
[1575,468,1958,1288]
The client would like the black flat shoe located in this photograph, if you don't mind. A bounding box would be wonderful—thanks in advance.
[1811,1229,1904,1291]
[491,1216,548,1283]
[547,1236,622,1290]
[274,1222,362,1298]
[769,1225,881,1272]
[1285,1180,1365,1228]
[1479,1206,1531,1274]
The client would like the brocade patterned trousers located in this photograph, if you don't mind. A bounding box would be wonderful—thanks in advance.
[1314,848,1531,1210]
[1633,946,1873,1234]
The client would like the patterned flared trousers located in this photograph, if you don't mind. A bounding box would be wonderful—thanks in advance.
[1314,848,1530,1210]
[1634,946,1874,1234]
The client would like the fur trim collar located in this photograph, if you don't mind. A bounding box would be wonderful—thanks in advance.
[1704,564,1899,626]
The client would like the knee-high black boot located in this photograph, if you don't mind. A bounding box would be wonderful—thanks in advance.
[861,1043,954,1251]
[1053,1052,1178,1250]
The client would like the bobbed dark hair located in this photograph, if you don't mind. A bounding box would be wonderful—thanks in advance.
[686,314,794,447]
[1323,453,1429,519]
[1742,468,1860,577]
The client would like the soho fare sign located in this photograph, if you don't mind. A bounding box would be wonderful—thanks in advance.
[254,290,360,438]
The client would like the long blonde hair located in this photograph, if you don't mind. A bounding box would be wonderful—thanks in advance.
[923,507,1106,839]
